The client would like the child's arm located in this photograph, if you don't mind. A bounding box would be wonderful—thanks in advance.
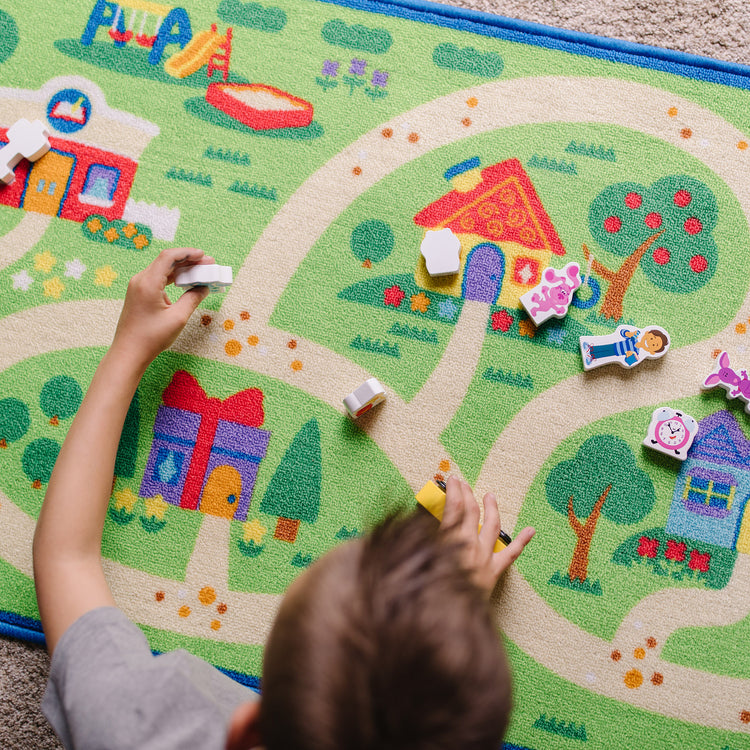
[441,477,535,595]
[33,247,212,655]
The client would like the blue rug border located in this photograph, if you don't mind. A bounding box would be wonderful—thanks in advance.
[319,0,750,90]
[0,610,46,645]
[0,610,263,689]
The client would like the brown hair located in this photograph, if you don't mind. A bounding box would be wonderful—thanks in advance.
[259,512,512,750]
[646,329,669,353]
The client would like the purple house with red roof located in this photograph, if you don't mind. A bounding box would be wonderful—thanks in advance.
[139,370,270,522]
[665,410,750,553]
[413,157,566,307]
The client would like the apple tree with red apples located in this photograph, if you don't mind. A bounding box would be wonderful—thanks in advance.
[585,175,718,320]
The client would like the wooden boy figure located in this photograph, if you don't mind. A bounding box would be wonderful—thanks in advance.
[580,325,670,371]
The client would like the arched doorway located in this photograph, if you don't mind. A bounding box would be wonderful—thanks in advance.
[462,243,504,303]
[200,465,242,519]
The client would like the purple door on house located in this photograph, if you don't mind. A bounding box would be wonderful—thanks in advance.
[462,243,504,303]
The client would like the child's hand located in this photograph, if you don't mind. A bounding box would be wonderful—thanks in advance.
[111,247,215,369]
[441,477,535,595]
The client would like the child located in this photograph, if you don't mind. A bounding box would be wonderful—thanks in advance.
[33,248,536,750]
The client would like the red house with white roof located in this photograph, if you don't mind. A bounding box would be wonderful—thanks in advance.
[0,128,138,223]
[414,157,566,307]
[0,76,158,225]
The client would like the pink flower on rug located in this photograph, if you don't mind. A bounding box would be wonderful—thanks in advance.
[637,536,659,558]
[384,285,405,307]
[664,540,686,562]
[688,550,710,572]
[491,310,513,332]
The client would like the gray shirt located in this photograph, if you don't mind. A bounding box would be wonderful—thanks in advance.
[42,607,259,750]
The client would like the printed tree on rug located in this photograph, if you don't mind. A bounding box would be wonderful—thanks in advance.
[260,418,321,543]
[40,375,82,426]
[546,435,655,588]
[585,175,718,320]
[0,397,29,449]
[22,438,61,489]
[114,389,140,479]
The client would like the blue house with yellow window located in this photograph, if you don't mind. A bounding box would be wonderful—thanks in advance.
[666,410,750,553]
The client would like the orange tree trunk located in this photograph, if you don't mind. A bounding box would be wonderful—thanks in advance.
[275,517,300,543]
[584,230,665,321]
[566,485,612,582]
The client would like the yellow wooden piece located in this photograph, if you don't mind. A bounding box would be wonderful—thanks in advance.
[415,481,507,551]
[415,481,449,520]
[164,30,224,79]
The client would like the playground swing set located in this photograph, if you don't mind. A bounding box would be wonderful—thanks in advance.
[84,0,233,81]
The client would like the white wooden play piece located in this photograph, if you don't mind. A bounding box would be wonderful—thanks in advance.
[702,350,750,413]
[519,261,581,326]
[420,228,461,276]
[174,263,233,292]
[343,378,386,418]
[643,406,698,460]
[580,325,670,371]
[0,118,52,185]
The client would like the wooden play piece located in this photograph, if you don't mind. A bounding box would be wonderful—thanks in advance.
[519,261,581,325]
[702,350,750,412]
[343,378,386,418]
[643,407,698,460]
[580,325,670,371]
[420,227,461,276]
[415,480,509,550]
[174,263,233,292]
[0,118,51,185]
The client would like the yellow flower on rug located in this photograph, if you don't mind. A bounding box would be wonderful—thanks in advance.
[242,519,267,544]
[43,277,64,299]
[113,488,139,513]
[410,291,431,313]
[34,251,56,273]
[144,495,169,520]
[94,265,118,287]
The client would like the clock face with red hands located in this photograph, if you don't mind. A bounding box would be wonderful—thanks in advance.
[644,407,698,459]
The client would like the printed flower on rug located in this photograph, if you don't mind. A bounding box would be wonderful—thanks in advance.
[410,291,430,313]
[384,284,405,307]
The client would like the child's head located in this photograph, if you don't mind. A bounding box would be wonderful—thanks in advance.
[259,512,513,749]
[641,329,669,354]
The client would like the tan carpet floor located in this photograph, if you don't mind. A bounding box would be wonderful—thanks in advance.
[1,2,746,748]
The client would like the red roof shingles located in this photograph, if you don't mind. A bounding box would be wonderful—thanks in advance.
[413,158,565,256]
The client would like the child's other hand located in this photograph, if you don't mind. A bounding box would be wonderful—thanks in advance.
[111,247,214,369]
[441,477,535,595]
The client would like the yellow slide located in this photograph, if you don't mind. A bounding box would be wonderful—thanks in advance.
[164,29,224,79]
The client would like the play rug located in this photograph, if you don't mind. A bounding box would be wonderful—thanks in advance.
[2,0,750,746]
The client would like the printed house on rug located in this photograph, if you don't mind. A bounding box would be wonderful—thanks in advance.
[666,410,750,553]
[0,76,161,224]
[139,371,271,522]
[413,157,566,307]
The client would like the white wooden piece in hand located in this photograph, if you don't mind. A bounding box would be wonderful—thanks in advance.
[174,263,233,293]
